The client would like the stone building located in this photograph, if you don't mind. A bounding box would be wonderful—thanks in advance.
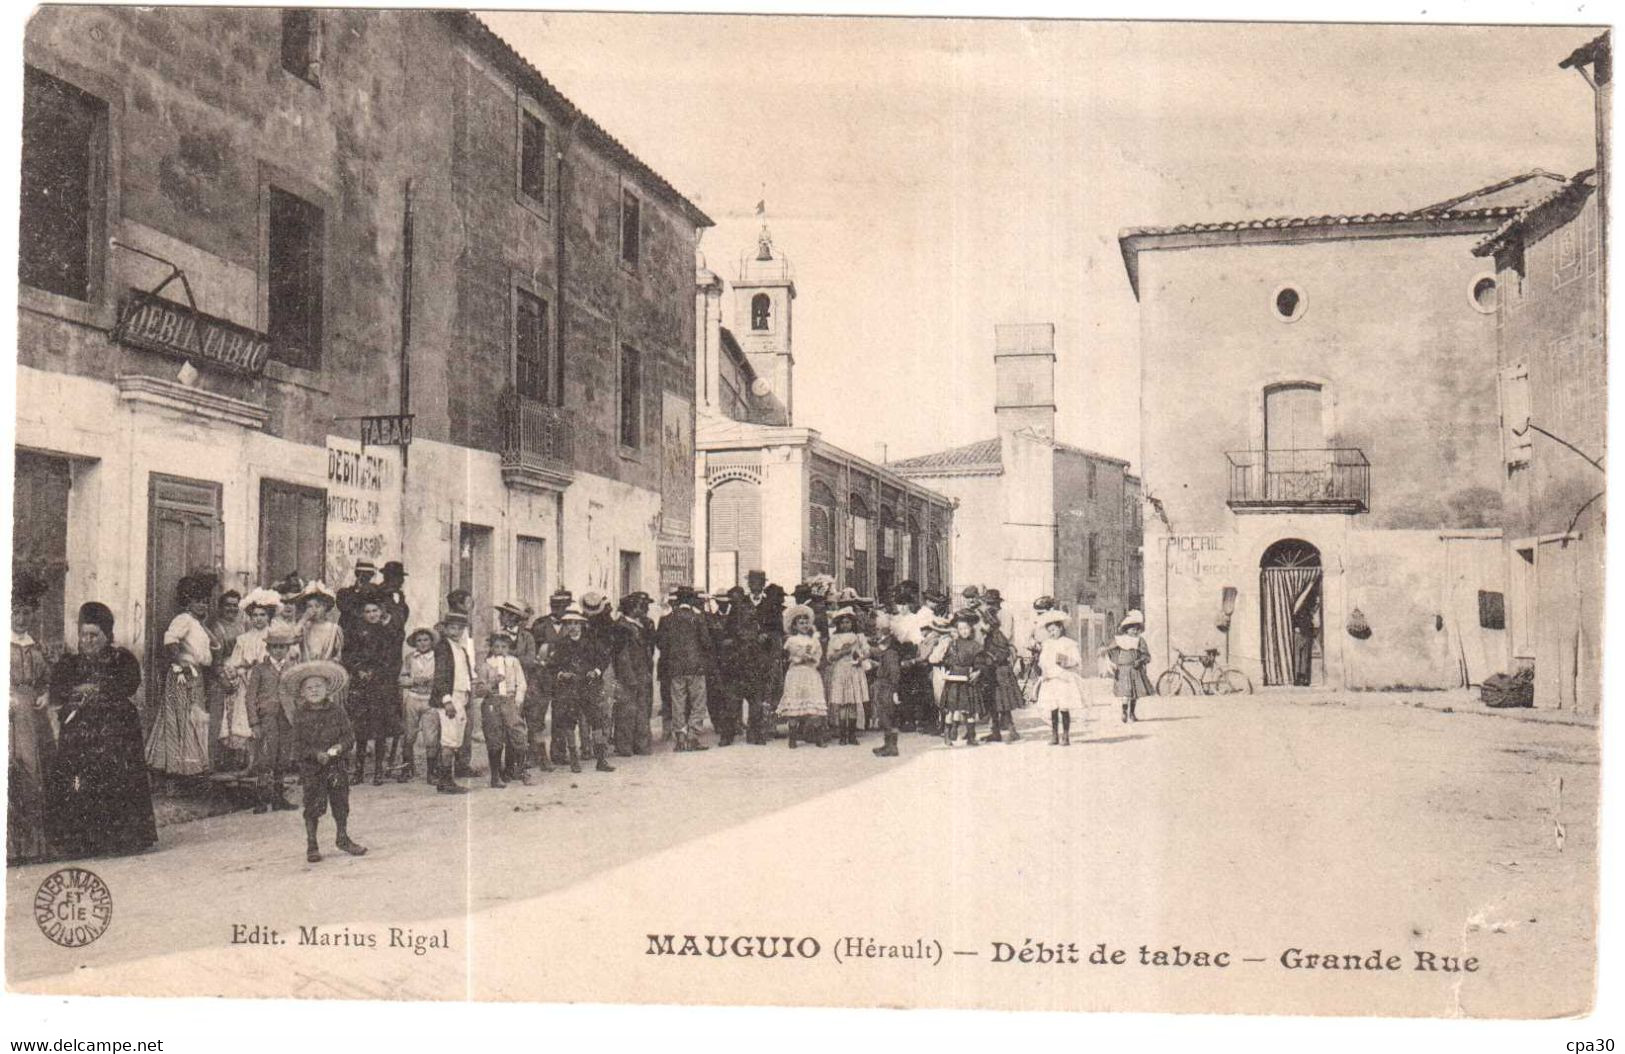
[15,8,709,668]
[888,324,1142,644]
[692,229,955,595]
[1470,33,1608,715]
[1118,172,1565,691]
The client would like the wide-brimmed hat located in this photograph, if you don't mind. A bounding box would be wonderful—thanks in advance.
[783,603,815,634]
[835,587,871,605]
[548,588,573,605]
[673,586,700,607]
[951,609,981,627]
[273,573,306,599]
[266,623,302,646]
[580,591,611,616]
[298,580,336,604]
[381,561,407,578]
[279,659,348,710]
[440,611,470,626]
[561,609,588,625]
[240,587,283,613]
[406,626,439,645]
[495,599,529,620]
[983,589,1003,604]
[1120,609,1145,630]
[830,607,859,625]
[1036,610,1070,630]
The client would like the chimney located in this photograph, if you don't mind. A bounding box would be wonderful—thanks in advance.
[994,323,1056,445]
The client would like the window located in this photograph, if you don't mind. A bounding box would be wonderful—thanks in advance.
[751,293,772,330]
[1087,533,1100,578]
[258,479,326,585]
[519,109,546,203]
[619,343,642,449]
[281,9,322,85]
[620,189,641,266]
[1087,461,1097,501]
[1471,275,1499,314]
[515,288,549,402]
[517,535,548,614]
[267,186,324,369]
[1272,284,1307,322]
[20,67,104,302]
[1477,590,1506,630]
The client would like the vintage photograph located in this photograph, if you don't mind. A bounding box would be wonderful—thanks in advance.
[2,4,1608,1024]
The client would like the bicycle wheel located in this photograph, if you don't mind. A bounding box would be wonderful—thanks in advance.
[1216,668,1252,695]
[1155,669,1189,696]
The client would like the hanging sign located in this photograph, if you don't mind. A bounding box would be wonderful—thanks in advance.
[359,414,414,448]
[114,289,271,376]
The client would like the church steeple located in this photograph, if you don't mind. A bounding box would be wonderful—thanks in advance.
[734,200,796,423]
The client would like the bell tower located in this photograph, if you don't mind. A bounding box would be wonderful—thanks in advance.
[733,219,796,423]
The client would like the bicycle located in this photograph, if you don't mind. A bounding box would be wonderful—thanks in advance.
[1154,647,1253,696]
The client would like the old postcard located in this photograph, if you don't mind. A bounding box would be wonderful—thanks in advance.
[3,5,1607,1023]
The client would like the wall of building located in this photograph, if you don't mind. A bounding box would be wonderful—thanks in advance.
[913,473,1003,596]
[1143,518,1505,693]
[1136,233,1504,534]
[1054,450,1132,628]
[1490,186,1605,713]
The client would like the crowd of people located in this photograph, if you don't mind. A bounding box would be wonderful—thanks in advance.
[8,560,1158,867]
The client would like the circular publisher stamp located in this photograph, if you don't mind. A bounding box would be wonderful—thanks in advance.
[34,867,113,948]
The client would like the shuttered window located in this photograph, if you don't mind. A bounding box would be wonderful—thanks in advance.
[259,479,326,586]
[709,479,762,579]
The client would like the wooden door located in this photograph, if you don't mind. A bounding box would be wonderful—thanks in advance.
[516,535,548,614]
[457,523,494,648]
[147,474,223,695]
[1264,384,1326,501]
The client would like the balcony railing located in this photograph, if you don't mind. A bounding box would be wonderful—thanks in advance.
[500,390,575,491]
[1225,448,1369,513]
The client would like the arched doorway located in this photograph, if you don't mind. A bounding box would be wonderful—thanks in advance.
[1260,539,1321,687]
[708,478,761,590]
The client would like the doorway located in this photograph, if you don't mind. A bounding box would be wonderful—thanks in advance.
[456,523,494,648]
[147,473,223,697]
[14,450,73,652]
[1264,383,1327,502]
[1260,538,1321,687]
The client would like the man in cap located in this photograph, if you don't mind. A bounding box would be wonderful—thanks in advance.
[736,572,783,745]
[532,588,573,771]
[495,600,539,782]
[428,611,474,793]
[337,561,379,640]
[608,594,657,756]
[708,587,747,746]
[378,561,411,636]
[578,591,618,766]
[656,586,713,752]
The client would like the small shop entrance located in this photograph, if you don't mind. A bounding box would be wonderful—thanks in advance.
[1260,538,1322,687]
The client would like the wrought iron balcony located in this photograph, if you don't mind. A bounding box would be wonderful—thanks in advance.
[1225,448,1369,513]
[500,389,575,492]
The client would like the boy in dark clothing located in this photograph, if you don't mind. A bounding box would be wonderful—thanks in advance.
[282,660,367,863]
[551,611,613,773]
[869,629,902,757]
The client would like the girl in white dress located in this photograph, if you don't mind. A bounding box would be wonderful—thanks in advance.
[1035,610,1085,746]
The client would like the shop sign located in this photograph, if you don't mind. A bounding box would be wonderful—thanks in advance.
[114,290,270,376]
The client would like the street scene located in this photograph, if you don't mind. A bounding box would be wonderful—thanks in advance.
[5,5,1609,1026]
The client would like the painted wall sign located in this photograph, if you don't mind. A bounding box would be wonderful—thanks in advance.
[324,437,402,587]
[114,290,271,376]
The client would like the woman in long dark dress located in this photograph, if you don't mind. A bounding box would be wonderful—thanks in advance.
[46,603,159,860]
[342,598,401,785]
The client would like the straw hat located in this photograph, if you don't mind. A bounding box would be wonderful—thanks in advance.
[1120,609,1145,630]
[266,623,302,646]
[279,659,348,710]
[1036,610,1069,629]
[495,599,529,620]
[783,603,815,634]
[561,610,589,625]
[240,587,283,613]
[580,591,611,616]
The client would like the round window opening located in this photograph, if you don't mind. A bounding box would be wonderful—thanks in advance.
[1471,275,1499,314]
[1272,285,1306,322]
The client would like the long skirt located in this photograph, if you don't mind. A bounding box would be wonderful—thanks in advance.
[8,689,54,864]
[221,682,256,753]
[941,680,979,724]
[145,670,212,776]
[777,665,827,719]
[49,703,158,859]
